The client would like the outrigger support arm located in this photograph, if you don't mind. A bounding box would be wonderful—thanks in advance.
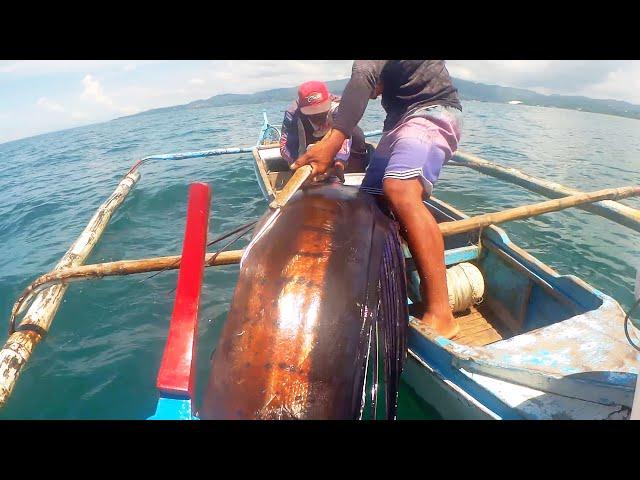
[438,185,640,237]
[0,171,141,408]
[123,126,383,177]
[9,250,244,334]
[451,150,640,234]
[8,184,640,345]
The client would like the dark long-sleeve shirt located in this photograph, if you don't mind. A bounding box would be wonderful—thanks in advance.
[332,60,462,135]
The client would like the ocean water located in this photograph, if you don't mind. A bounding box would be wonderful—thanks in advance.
[0,99,638,419]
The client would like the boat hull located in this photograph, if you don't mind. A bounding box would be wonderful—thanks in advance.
[250,123,639,421]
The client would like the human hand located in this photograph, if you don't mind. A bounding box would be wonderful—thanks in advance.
[291,129,347,181]
[312,160,345,183]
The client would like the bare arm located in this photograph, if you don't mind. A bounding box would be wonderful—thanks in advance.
[331,61,383,136]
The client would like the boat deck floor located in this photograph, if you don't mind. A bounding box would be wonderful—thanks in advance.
[410,302,507,347]
[451,303,505,346]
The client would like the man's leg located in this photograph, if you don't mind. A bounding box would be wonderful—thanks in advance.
[383,178,459,338]
[358,114,461,338]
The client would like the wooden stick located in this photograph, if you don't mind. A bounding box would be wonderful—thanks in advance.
[269,165,313,209]
[439,185,640,237]
[9,184,640,330]
[451,151,640,233]
[0,172,140,408]
[9,250,244,332]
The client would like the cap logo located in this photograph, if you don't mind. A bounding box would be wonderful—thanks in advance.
[306,92,322,103]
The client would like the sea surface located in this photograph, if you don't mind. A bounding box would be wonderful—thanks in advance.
[0,99,638,419]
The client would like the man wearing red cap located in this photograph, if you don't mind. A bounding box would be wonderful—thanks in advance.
[280,80,366,178]
[292,61,463,339]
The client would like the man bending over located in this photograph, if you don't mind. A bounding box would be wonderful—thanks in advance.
[291,61,463,338]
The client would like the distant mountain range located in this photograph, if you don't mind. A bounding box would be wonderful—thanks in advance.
[124,77,640,121]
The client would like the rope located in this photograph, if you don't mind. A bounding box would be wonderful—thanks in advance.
[446,262,485,313]
[164,223,255,296]
[139,220,258,284]
[624,297,640,353]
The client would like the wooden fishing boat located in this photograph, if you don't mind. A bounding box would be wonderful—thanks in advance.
[2,110,639,420]
[252,112,640,420]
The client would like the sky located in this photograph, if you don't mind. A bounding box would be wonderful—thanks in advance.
[1,60,640,144]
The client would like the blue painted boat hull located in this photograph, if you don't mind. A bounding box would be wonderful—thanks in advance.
[252,114,640,420]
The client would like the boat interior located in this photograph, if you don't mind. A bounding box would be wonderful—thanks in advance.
[253,141,602,349]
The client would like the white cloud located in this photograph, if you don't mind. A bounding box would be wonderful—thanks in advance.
[109,61,348,114]
[0,60,160,75]
[35,96,93,126]
[447,64,478,82]
[37,97,65,113]
[109,85,186,111]
[447,60,640,103]
[81,74,114,107]
[578,63,640,104]
[4,60,640,145]
[80,74,138,115]
[207,60,352,95]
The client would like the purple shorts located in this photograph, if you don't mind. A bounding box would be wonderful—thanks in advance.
[360,105,462,197]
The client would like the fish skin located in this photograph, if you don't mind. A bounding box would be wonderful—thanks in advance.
[201,183,408,419]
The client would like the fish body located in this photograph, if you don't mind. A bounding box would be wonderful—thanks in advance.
[201,183,408,419]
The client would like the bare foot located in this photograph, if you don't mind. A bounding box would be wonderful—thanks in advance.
[420,311,460,339]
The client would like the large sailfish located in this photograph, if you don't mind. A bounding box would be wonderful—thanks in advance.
[201,182,408,419]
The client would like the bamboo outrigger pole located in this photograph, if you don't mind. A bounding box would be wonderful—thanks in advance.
[0,171,140,408]
[9,250,245,334]
[8,184,640,344]
[451,151,640,233]
[0,140,275,408]
[438,185,640,236]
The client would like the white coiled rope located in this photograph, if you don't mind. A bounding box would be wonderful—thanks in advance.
[446,262,485,313]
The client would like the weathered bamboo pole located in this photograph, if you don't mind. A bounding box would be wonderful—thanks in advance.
[10,250,244,330]
[0,171,141,408]
[439,185,640,237]
[451,150,640,233]
[269,165,313,209]
[10,184,640,331]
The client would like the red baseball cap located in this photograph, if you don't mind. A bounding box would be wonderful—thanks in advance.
[298,81,331,115]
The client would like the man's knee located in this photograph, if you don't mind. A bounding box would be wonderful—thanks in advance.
[382,178,424,211]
